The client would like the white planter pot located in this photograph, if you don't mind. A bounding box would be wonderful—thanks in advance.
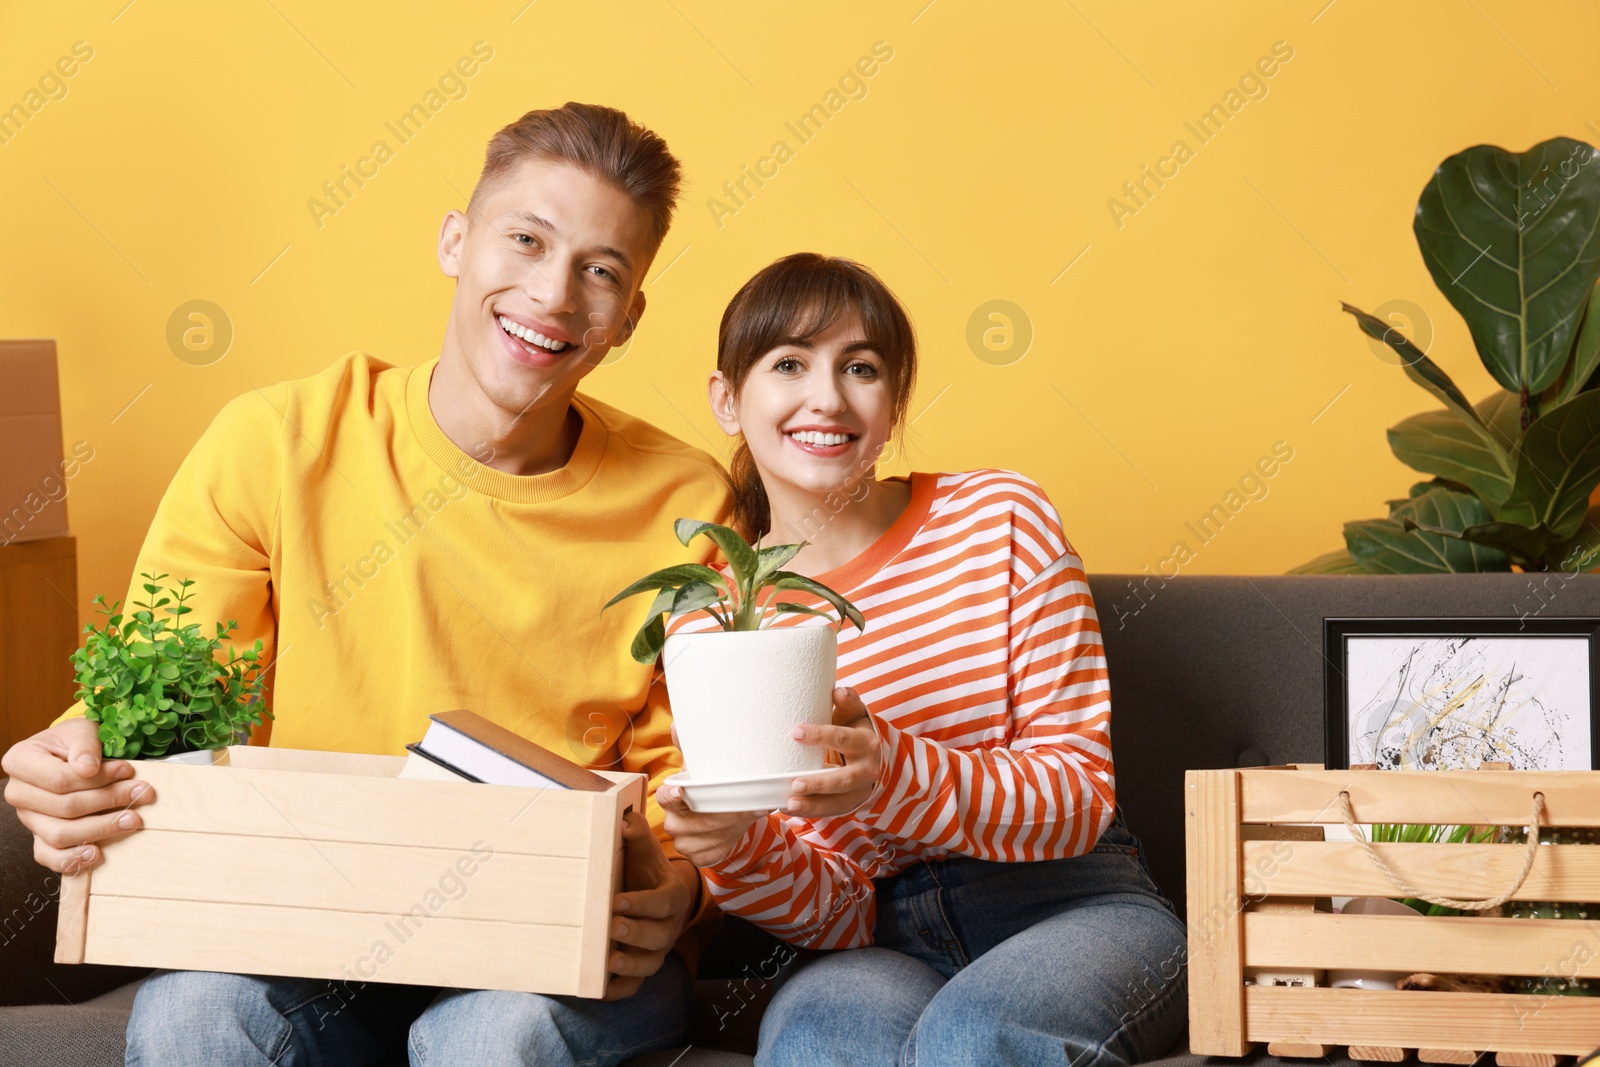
[662,626,837,782]
[1326,896,1419,989]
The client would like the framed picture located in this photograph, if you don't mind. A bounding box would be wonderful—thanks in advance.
[1323,617,1600,771]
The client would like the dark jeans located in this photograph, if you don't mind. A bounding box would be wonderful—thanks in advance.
[124,950,694,1067]
[757,810,1189,1067]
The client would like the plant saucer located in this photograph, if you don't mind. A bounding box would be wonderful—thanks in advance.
[662,768,828,813]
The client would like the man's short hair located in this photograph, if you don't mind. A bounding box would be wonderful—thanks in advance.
[468,101,682,257]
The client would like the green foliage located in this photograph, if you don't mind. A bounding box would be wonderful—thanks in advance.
[604,519,865,664]
[1299,137,1600,574]
[1504,826,1600,994]
[70,572,272,759]
[1369,821,1497,916]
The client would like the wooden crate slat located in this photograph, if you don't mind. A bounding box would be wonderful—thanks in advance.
[83,896,584,995]
[1240,769,1595,826]
[53,870,88,964]
[574,776,641,998]
[224,746,408,777]
[1243,840,1600,902]
[1185,770,1250,1056]
[1245,913,1600,978]
[89,830,587,925]
[1246,987,1600,1055]
[128,755,630,855]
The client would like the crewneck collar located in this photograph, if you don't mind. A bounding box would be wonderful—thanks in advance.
[806,472,936,596]
[405,357,608,504]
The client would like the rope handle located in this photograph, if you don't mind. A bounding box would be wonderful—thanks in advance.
[1337,789,1545,912]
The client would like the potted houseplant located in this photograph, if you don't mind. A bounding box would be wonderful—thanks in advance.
[1296,136,1600,575]
[70,571,271,764]
[604,519,864,810]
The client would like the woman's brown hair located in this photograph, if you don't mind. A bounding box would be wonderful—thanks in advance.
[718,253,917,540]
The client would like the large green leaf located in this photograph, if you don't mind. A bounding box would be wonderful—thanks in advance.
[623,589,675,665]
[753,541,804,585]
[1387,407,1516,504]
[602,563,727,610]
[770,602,841,623]
[1453,520,1568,565]
[1549,506,1600,572]
[670,582,725,620]
[770,571,866,633]
[1345,486,1510,572]
[1547,281,1600,409]
[1414,138,1600,395]
[1493,389,1600,538]
[1340,303,1498,442]
[629,614,666,664]
[1287,548,1369,575]
[1477,388,1523,447]
[674,519,758,589]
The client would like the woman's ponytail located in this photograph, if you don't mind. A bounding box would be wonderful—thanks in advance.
[728,438,771,542]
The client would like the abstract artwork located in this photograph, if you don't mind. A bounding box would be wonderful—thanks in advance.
[1324,618,1600,771]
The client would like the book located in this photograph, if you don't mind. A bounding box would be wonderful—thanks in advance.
[398,745,466,782]
[396,708,611,792]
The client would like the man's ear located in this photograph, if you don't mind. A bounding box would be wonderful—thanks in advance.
[437,210,467,278]
[619,288,647,343]
[707,371,741,438]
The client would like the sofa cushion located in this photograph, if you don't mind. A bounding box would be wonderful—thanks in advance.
[0,777,152,1007]
[0,1005,132,1067]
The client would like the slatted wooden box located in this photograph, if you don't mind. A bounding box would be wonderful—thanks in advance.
[1188,766,1600,1062]
[54,746,645,999]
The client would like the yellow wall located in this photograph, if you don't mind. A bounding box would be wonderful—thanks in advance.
[2,0,1597,617]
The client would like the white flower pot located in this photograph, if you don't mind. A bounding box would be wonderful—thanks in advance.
[1327,896,1419,989]
[662,626,837,782]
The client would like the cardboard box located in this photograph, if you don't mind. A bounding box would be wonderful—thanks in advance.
[55,746,645,999]
[0,535,78,752]
[0,339,69,546]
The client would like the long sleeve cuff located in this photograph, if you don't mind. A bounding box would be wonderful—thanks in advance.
[853,714,923,829]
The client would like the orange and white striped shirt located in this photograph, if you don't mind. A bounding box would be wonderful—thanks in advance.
[665,469,1116,949]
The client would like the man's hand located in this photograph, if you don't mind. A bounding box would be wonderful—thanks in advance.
[658,782,764,869]
[605,810,698,1000]
[784,686,881,819]
[1,718,156,874]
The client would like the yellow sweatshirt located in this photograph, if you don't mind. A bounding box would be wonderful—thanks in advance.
[54,352,732,967]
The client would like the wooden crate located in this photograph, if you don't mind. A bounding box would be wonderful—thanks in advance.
[55,746,645,999]
[1187,765,1600,1061]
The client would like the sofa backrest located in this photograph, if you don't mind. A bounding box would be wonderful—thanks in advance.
[1087,571,1600,917]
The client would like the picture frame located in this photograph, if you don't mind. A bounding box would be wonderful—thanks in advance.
[1323,616,1600,772]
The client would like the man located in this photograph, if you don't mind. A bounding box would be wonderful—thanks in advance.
[2,102,727,1066]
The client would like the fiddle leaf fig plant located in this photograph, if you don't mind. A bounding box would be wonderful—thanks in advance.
[604,518,865,664]
[1297,137,1600,574]
[70,572,271,759]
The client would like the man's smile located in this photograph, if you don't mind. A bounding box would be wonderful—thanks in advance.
[497,312,572,355]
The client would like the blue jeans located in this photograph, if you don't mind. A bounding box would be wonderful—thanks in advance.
[123,950,693,1066]
[756,810,1188,1067]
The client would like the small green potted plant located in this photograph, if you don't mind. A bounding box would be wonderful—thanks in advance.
[70,572,271,764]
[605,519,864,811]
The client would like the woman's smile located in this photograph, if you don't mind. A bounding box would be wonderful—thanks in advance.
[783,424,859,458]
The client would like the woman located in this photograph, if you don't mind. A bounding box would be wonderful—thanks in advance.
[659,253,1187,1067]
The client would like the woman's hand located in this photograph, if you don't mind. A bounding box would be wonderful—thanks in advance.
[658,782,766,869]
[785,687,882,819]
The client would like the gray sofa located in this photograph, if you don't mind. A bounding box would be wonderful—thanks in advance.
[4,572,1595,1066]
